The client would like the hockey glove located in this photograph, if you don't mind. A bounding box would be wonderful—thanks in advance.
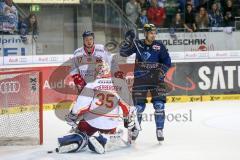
[72,74,86,93]
[114,71,124,79]
[125,29,135,44]
[124,107,140,130]
[65,111,78,128]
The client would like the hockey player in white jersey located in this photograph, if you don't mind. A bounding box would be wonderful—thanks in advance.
[58,31,139,154]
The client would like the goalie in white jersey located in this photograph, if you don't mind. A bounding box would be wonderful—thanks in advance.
[58,31,139,154]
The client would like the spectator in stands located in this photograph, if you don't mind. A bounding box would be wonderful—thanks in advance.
[0,0,18,34]
[138,0,151,10]
[195,6,209,31]
[184,4,197,32]
[126,0,141,24]
[186,0,193,6]
[178,0,185,12]
[136,9,149,27]
[185,0,209,10]
[209,2,223,27]
[164,0,180,26]
[171,12,184,29]
[169,12,183,38]
[178,0,204,12]
[196,0,211,10]
[147,0,166,27]
[206,0,218,11]
[223,0,236,27]
[20,13,39,43]
[157,0,166,8]
[236,0,240,16]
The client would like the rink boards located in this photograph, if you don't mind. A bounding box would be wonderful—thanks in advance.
[1,55,240,115]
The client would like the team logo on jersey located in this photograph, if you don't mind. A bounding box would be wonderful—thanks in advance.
[142,52,151,61]
[87,57,92,63]
[152,45,161,50]
[95,62,110,78]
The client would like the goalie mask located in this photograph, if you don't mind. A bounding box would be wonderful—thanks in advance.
[95,62,111,78]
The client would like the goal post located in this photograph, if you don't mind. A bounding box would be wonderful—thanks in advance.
[0,70,43,145]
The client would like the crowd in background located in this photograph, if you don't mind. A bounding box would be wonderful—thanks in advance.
[125,0,240,32]
[1,0,239,37]
[0,0,38,42]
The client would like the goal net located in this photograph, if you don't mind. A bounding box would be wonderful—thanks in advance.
[0,70,43,145]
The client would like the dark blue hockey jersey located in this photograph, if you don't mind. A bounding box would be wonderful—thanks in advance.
[120,39,171,85]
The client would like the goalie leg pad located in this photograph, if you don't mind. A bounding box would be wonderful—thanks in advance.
[57,132,88,153]
[88,135,107,154]
[88,130,127,154]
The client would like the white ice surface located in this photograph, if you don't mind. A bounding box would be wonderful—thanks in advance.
[1,101,240,160]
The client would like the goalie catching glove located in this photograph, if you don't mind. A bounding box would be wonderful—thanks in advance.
[65,111,78,128]
[124,107,141,130]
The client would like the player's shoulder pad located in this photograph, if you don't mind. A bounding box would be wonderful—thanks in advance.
[73,47,84,56]
[154,40,165,46]
[153,40,168,51]
[95,44,106,53]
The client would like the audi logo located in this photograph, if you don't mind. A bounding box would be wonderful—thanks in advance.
[0,81,20,94]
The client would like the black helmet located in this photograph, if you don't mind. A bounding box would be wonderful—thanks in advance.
[143,24,157,32]
[82,31,94,39]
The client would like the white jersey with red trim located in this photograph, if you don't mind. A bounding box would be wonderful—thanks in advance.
[70,44,118,82]
[71,77,132,130]
[70,44,132,129]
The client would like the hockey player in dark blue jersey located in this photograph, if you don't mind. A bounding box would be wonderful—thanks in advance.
[120,24,171,142]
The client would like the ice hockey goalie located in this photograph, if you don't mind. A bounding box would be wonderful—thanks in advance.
[57,31,139,154]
